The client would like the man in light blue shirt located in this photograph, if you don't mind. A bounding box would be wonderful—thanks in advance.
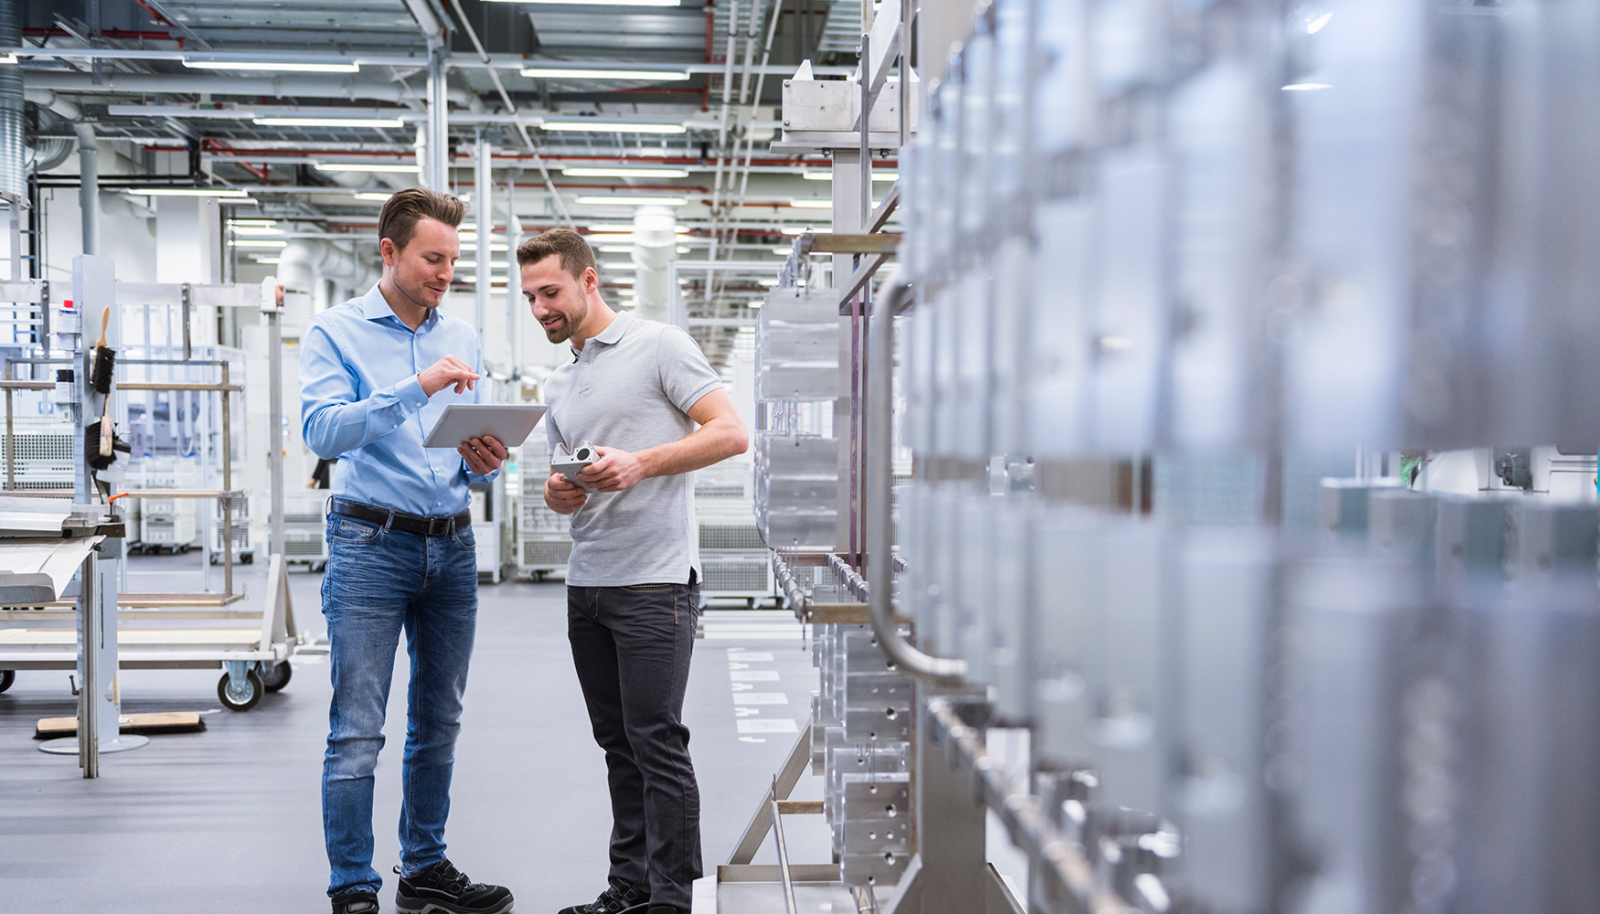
[298,188,514,914]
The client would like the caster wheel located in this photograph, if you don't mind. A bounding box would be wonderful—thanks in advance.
[179,544,192,554]
[242,553,255,565]
[217,669,264,711]
[311,561,327,573]
[260,661,292,693]
[0,670,14,693]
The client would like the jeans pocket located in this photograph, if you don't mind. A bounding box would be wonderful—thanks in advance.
[621,584,673,593]
[328,517,380,546]
[452,526,477,550]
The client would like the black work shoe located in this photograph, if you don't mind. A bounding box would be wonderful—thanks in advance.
[556,877,650,914]
[332,891,380,914]
[395,859,514,914]
[645,906,685,914]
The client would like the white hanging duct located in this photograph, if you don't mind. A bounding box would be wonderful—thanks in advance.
[276,240,377,325]
[631,206,678,323]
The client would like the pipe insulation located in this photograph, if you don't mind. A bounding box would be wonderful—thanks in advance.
[22,72,476,107]
[76,123,99,257]
[0,0,23,200]
[632,206,678,324]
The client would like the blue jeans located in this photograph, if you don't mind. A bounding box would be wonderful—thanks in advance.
[321,512,479,897]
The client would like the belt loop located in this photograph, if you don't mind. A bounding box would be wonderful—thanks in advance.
[383,508,395,534]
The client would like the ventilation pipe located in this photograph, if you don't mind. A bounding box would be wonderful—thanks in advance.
[76,123,99,256]
[24,72,476,108]
[276,240,377,326]
[0,1,23,201]
[23,88,82,122]
[632,206,678,323]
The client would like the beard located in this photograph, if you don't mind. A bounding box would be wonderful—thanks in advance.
[542,298,588,343]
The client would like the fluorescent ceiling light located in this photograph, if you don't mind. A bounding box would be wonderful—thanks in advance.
[252,257,282,264]
[676,246,690,254]
[758,278,778,286]
[231,219,277,227]
[780,227,808,235]
[186,59,360,73]
[576,196,688,206]
[803,171,898,182]
[749,299,766,308]
[0,53,18,65]
[586,233,636,243]
[586,223,689,233]
[1282,82,1332,91]
[612,277,637,285]
[545,122,687,135]
[355,192,394,201]
[127,187,251,198]
[456,261,477,269]
[1306,12,1333,33]
[234,239,289,249]
[563,166,690,178]
[232,226,284,236]
[523,67,689,81]
[460,242,510,252]
[599,245,635,253]
[603,262,639,271]
[772,246,794,255]
[790,200,833,209]
[255,117,404,128]
[492,0,679,5]
[315,161,419,173]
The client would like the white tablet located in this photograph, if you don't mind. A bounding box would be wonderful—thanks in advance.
[423,404,548,449]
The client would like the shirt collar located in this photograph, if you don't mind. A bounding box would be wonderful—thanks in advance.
[358,283,439,329]
[571,310,632,357]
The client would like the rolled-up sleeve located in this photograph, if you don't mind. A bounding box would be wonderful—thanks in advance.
[299,320,427,460]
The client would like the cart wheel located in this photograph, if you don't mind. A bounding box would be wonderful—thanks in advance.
[311,561,327,573]
[260,661,292,693]
[533,571,545,582]
[0,670,14,693]
[179,544,192,554]
[217,669,264,711]
[241,552,255,565]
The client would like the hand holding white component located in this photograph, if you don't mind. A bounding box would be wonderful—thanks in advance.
[576,446,647,493]
[418,356,481,396]
[544,468,589,514]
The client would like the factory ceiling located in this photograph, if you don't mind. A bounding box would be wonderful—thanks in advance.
[8,0,891,364]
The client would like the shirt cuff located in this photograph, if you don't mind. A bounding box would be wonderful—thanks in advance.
[393,374,429,415]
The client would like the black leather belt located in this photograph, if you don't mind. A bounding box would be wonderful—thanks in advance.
[329,498,471,537]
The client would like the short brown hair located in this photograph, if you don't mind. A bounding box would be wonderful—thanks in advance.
[516,227,596,282]
[377,187,465,252]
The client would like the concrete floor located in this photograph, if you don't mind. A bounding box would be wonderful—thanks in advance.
[0,554,838,913]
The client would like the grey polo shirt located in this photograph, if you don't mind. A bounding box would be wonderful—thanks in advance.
[544,311,724,587]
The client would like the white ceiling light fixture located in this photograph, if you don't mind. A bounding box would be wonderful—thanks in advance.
[599,245,635,254]
[255,116,405,128]
[545,121,688,135]
[563,166,690,178]
[586,233,636,243]
[128,187,251,198]
[0,53,18,65]
[749,299,766,308]
[576,195,689,206]
[354,192,394,201]
[603,262,640,271]
[771,246,794,255]
[494,0,679,5]
[803,171,899,182]
[758,278,779,286]
[234,239,289,249]
[315,161,420,173]
[781,227,810,235]
[185,59,360,73]
[1306,12,1334,33]
[1282,82,1332,91]
[523,67,690,81]
[252,257,282,264]
[231,219,278,228]
[233,226,285,236]
[790,200,833,209]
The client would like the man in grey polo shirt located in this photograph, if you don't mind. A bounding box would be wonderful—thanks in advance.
[520,228,749,914]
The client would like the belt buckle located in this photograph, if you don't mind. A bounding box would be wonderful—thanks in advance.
[428,516,448,537]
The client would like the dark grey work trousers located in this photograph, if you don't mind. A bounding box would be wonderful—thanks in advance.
[568,578,703,911]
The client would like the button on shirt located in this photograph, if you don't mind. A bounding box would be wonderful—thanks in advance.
[545,311,723,586]
[300,284,495,517]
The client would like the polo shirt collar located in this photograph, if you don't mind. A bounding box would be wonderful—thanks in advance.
[359,283,439,329]
[571,310,633,358]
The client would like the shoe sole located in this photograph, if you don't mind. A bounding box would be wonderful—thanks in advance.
[395,900,513,914]
[555,899,651,914]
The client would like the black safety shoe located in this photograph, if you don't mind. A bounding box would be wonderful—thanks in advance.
[332,891,380,914]
[556,876,650,914]
[395,859,514,914]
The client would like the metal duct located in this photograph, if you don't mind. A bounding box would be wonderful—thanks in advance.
[21,72,475,107]
[28,137,74,174]
[76,123,99,256]
[0,0,23,200]
[632,206,678,323]
[23,88,81,121]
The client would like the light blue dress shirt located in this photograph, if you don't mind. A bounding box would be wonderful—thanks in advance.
[299,284,496,517]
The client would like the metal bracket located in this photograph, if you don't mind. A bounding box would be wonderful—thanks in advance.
[180,282,192,360]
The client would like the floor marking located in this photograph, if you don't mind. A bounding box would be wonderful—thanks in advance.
[731,682,755,692]
[737,718,798,734]
[733,692,789,705]
[729,670,779,682]
[725,651,774,662]
[739,736,767,744]
[735,708,761,717]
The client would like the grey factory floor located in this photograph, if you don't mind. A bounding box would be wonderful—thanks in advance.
[0,553,1028,914]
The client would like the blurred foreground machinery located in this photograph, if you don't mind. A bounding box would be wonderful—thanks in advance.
[733,1,1600,913]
